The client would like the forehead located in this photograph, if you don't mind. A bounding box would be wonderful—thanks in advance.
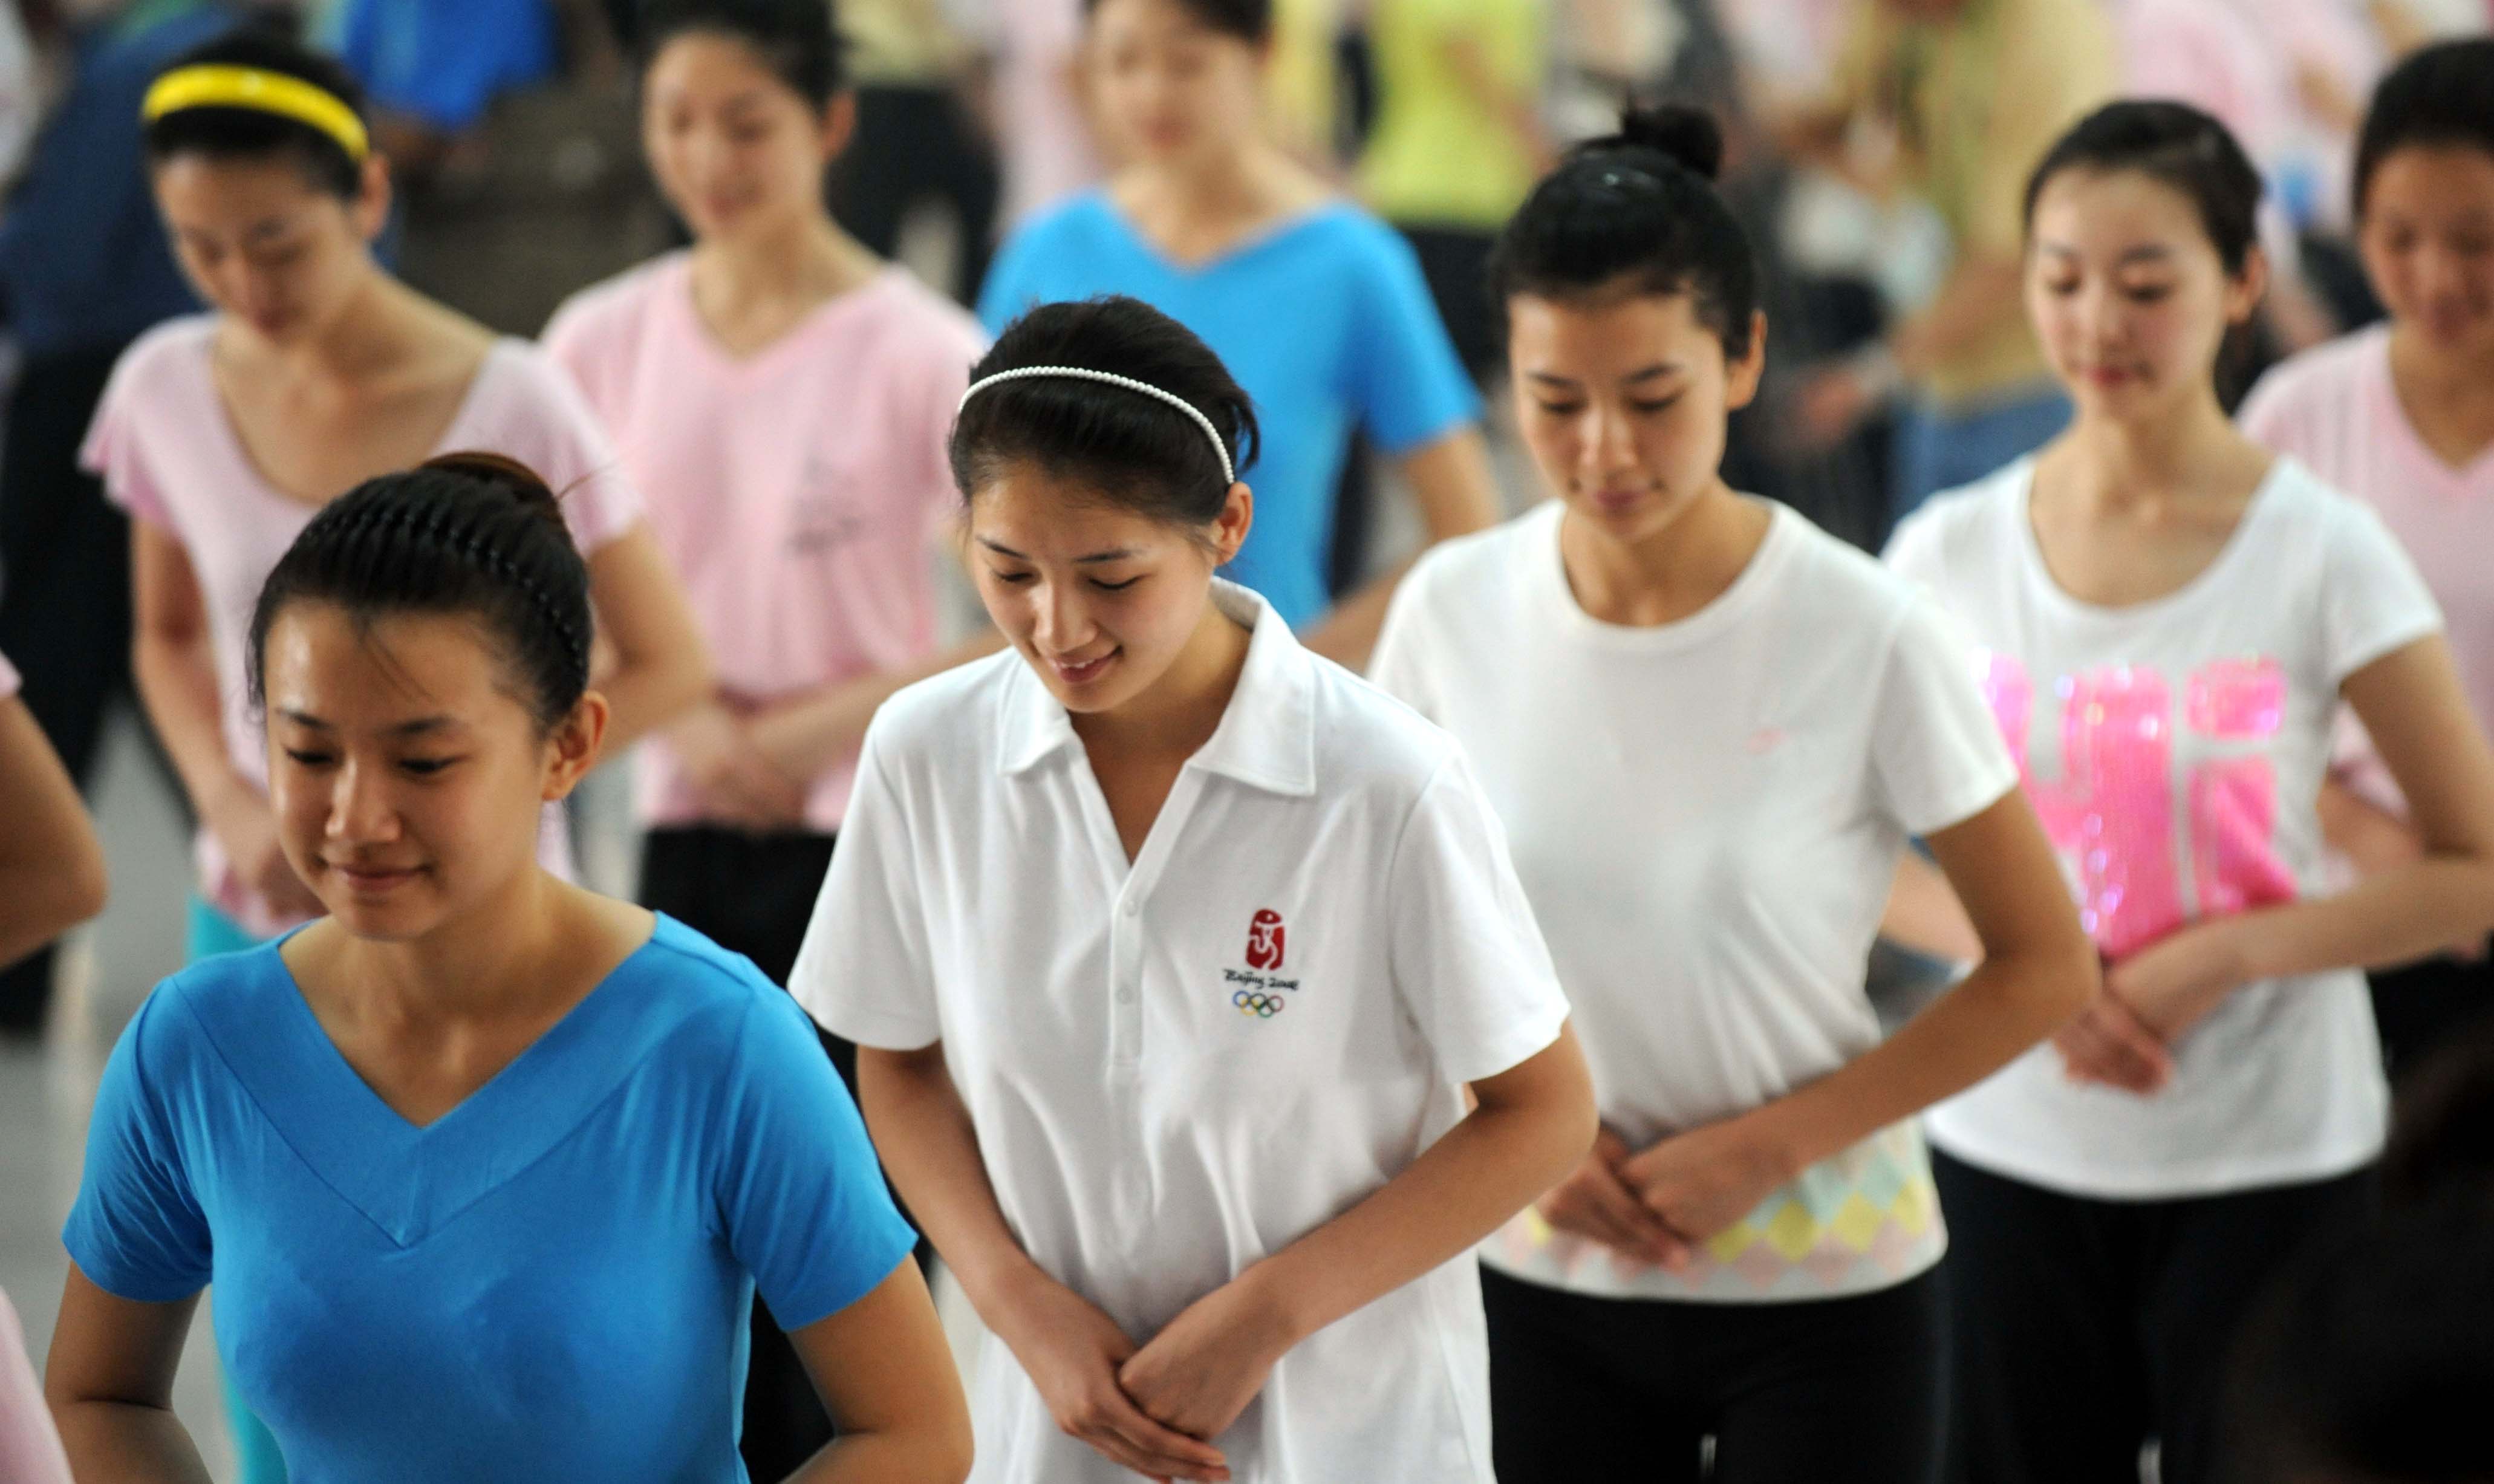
[644,29,793,102]
[152,151,331,223]
[2031,168,2214,253]
[1092,0,1236,45]
[261,605,519,723]
[969,463,1179,553]
[2365,144,2494,215]
[1507,290,1716,368]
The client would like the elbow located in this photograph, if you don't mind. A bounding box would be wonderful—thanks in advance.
[67,847,110,930]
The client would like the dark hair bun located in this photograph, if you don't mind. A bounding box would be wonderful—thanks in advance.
[1615,103,1724,183]
[419,451,566,535]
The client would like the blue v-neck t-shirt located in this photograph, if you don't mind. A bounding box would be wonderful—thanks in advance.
[977,192,1481,630]
[63,915,915,1482]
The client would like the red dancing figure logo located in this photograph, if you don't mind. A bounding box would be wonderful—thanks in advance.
[1245,908,1286,971]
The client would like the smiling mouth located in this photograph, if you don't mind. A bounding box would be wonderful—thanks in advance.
[331,862,423,891]
[1050,649,1119,685]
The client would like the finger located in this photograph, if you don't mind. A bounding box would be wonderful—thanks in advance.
[2054,1016,2146,1090]
[1591,1127,1635,1167]
[1098,1414,1229,1482]
[2094,997,2176,1089]
[1102,1387,1229,1473]
[1078,1427,1199,1482]
[2074,1007,2166,1092]
[1581,1165,1684,1263]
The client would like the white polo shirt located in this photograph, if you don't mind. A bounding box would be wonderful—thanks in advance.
[792,581,1571,1484]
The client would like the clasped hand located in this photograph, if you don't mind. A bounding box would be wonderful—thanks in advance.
[2054,919,2253,1095]
[1535,1121,1796,1273]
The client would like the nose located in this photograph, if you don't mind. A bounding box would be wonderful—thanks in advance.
[1032,578,1096,655]
[325,757,402,850]
[1576,403,1637,489]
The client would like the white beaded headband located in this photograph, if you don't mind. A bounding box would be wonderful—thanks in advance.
[958,365,1235,485]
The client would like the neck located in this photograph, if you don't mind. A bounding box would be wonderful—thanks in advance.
[1128,139,1286,222]
[255,268,408,381]
[1073,599,1252,758]
[692,212,871,304]
[341,865,570,1029]
[2387,323,2494,408]
[1561,480,1768,623]
[2058,387,2241,505]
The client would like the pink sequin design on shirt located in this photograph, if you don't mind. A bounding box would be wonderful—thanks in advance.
[1979,654,2292,958]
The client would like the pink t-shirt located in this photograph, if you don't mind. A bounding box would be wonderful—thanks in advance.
[2241,325,2494,815]
[82,317,644,936]
[544,256,984,833]
[0,648,16,697]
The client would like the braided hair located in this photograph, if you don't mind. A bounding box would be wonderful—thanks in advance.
[247,453,594,732]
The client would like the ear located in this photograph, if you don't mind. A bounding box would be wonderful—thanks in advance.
[540,691,611,804]
[1725,310,1769,412]
[818,89,859,164]
[352,152,393,242]
[1210,482,1254,566]
[2225,242,2271,327]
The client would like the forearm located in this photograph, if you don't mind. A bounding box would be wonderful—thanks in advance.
[1892,255,2025,378]
[51,1402,213,1484]
[1878,851,1983,962]
[749,636,1003,783]
[1746,941,2089,1174]
[0,864,105,971]
[1300,558,1414,671]
[856,1052,1048,1324]
[591,649,709,756]
[795,1428,966,1484]
[134,631,255,824]
[1237,1062,1589,1348]
[2233,858,2494,978]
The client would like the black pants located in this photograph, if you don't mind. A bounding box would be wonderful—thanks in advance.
[1482,1263,1947,1482]
[830,83,1000,307]
[1396,225,1500,385]
[2370,943,2494,1084]
[0,346,140,1035]
[1933,1149,2375,1484]
[641,825,851,1484]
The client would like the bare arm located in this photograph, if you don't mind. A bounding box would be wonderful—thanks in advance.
[582,524,712,753]
[1301,429,1502,671]
[44,1266,213,1484]
[0,694,107,970]
[1620,791,2094,1243]
[745,633,1005,787]
[782,1260,974,1484]
[131,524,321,919]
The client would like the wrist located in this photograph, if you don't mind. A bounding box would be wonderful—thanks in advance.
[1734,1102,1820,1185]
[960,1248,1055,1340]
[1230,1255,1319,1355]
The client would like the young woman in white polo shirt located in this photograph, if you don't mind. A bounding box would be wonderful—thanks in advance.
[1886,103,2494,1484]
[1369,107,2098,1483]
[790,295,1598,1484]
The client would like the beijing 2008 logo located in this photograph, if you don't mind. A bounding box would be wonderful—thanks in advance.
[1233,989,1284,1018]
[1245,908,1285,971]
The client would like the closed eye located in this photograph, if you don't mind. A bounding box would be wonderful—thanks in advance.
[1089,575,1142,592]
[283,748,335,768]
[398,757,460,777]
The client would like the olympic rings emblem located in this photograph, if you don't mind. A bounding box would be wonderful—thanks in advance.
[1232,989,1285,1018]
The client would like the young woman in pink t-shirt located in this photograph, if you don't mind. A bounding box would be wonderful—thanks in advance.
[88,30,709,960]
[542,2,995,1474]
[2241,39,2494,1074]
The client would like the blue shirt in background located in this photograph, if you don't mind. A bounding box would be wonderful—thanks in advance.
[0,1,233,360]
[65,915,915,1483]
[977,192,1479,630]
[331,0,557,132]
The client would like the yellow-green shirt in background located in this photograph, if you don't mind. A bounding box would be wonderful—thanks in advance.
[1358,0,1546,230]
[841,0,969,87]
[1827,0,2116,406]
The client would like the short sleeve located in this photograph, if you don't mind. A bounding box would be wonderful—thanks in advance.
[79,348,175,531]
[790,729,942,1050]
[975,223,1045,337]
[0,1290,73,1484]
[711,992,917,1330]
[1385,752,1570,1085]
[1880,503,1950,596]
[1867,596,2019,836]
[537,291,608,418]
[911,310,985,535]
[483,345,644,555]
[1366,568,1443,723]
[2235,366,2294,452]
[2320,493,2443,686]
[61,989,213,1304]
[1346,225,1480,455]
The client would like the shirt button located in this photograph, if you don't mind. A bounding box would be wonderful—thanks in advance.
[1123,899,1140,917]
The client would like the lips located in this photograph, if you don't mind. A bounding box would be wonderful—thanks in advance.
[331,861,423,893]
[1049,649,1119,686]
[1590,487,1650,516]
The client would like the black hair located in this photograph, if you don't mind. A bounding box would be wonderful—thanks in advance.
[637,0,846,108]
[2226,1196,2494,1482]
[2024,100,2265,274]
[144,25,371,200]
[950,296,1259,529]
[1079,0,1272,45]
[247,454,593,732]
[1489,103,1759,358]
[2354,38,2494,219]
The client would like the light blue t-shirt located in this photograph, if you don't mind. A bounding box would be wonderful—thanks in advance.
[64,916,914,1483]
[977,192,1480,629]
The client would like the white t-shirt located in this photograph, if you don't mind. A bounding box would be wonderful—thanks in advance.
[1373,500,2016,1302]
[792,581,1571,1484]
[1886,457,2443,1197]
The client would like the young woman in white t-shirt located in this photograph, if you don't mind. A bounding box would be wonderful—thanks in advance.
[2239,39,2494,1076]
[1367,105,2096,1484]
[791,294,1599,1484]
[1885,100,2494,1484]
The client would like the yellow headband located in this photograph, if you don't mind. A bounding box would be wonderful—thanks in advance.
[142,65,370,164]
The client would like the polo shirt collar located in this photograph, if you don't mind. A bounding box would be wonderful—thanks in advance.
[995,579,1318,796]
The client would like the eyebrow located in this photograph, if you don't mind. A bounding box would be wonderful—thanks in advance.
[975,538,1143,565]
[2037,242,2179,265]
[278,710,461,737]
[1525,362,1685,389]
